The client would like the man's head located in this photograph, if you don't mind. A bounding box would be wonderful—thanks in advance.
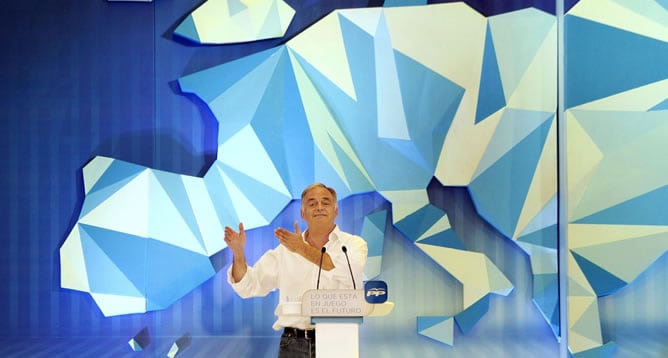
[300,183,338,228]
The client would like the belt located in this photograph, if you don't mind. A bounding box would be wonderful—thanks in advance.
[283,327,315,340]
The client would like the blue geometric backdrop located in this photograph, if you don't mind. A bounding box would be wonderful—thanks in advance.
[1,0,667,357]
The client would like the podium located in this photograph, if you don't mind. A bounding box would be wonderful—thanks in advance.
[300,289,394,358]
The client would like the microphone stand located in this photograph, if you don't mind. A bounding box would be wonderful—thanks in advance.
[342,246,356,290]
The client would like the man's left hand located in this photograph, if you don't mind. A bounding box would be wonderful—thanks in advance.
[274,221,305,252]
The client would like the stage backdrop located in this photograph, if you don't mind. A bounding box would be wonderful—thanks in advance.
[0,1,666,357]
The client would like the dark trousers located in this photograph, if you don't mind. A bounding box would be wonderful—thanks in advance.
[277,331,315,358]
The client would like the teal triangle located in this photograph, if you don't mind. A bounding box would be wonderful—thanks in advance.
[366,210,387,231]
[571,251,627,296]
[650,99,668,111]
[533,273,558,296]
[362,210,386,257]
[394,204,445,242]
[549,303,560,337]
[469,116,553,238]
[417,316,449,331]
[476,24,506,124]
[395,50,463,168]
[417,228,465,250]
[575,185,668,226]
[454,295,490,334]
[572,341,617,358]
[173,15,200,44]
[565,15,668,109]
[417,316,453,345]
[517,224,557,249]
[660,0,668,11]
[533,274,559,322]
[532,273,560,337]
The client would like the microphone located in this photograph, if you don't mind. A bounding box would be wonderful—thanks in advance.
[342,246,356,290]
[316,247,326,289]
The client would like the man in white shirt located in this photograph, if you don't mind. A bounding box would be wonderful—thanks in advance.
[225,183,368,358]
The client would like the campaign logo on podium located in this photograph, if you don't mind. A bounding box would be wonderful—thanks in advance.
[364,281,387,304]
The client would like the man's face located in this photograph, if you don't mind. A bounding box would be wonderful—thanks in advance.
[301,186,338,226]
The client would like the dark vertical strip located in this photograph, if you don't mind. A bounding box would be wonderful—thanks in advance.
[49,107,60,336]
[28,105,40,336]
[8,104,19,335]
[70,24,86,336]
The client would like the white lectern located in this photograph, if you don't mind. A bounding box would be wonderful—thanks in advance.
[300,289,394,358]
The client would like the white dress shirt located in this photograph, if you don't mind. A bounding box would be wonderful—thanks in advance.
[227,225,368,330]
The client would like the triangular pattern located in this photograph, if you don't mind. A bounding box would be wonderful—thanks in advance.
[571,251,627,297]
[564,15,668,108]
[62,6,556,340]
[571,231,668,283]
[174,0,295,44]
[80,226,143,297]
[650,99,668,111]
[575,185,668,226]
[454,295,490,334]
[361,210,387,279]
[475,24,505,124]
[469,116,553,238]
[417,316,454,346]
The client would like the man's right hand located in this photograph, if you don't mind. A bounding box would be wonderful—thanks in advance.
[225,222,246,254]
[225,222,247,282]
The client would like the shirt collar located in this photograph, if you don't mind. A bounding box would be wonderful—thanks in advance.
[303,225,340,245]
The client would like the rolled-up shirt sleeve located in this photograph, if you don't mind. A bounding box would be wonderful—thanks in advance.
[227,247,280,298]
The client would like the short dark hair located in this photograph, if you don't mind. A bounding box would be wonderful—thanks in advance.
[301,183,337,202]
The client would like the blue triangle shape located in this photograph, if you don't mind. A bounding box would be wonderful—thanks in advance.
[179,46,283,103]
[394,50,464,167]
[571,251,626,296]
[173,15,200,44]
[469,116,553,238]
[394,204,445,242]
[152,170,203,247]
[250,49,313,194]
[476,24,506,124]
[575,185,668,226]
[418,229,465,250]
[518,224,558,249]
[329,133,375,191]
[417,316,449,331]
[80,224,147,296]
[454,295,490,334]
[649,98,668,111]
[88,159,145,196]
[572,341,617,358]
[565,15,668,108]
